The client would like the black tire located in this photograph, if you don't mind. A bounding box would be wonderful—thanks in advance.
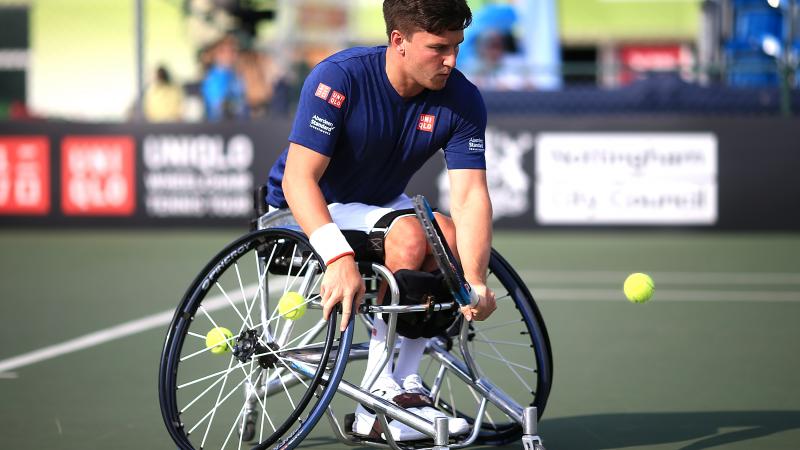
[419,248,553,446]
[159,228,354,450]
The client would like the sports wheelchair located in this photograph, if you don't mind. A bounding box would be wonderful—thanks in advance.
[159,193,553,450]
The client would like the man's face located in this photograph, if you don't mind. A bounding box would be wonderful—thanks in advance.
[402,29,464,91]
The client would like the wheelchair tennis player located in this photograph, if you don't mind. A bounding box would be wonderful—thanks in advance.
[263,0,497,441]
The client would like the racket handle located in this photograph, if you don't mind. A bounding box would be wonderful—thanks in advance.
[468,287,480,307]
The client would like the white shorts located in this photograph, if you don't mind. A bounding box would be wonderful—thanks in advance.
[327,194,414,233]
[270,194,414,234]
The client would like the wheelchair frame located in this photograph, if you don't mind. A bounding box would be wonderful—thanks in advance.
[159,207,552,450]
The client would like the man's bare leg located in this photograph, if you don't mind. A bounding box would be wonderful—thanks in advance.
[390,214,458,387]
[360,216,429,387]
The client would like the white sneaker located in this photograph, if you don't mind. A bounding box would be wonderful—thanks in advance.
[352,375,469,440]
[353,377,428,441]
[401,374,469,437]
[400,374,430,396]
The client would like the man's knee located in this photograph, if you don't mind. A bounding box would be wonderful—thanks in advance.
[384,216,428,268]
[433,213,458,259]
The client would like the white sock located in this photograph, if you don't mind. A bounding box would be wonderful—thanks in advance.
[360,318,393,388]
[393,337,427,384]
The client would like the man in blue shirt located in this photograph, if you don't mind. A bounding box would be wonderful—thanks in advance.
[267,0,496,440]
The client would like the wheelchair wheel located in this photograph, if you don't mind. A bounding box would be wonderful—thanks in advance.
[159,228,354,450]
[420,248,553,446]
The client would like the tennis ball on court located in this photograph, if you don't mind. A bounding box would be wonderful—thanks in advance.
[205,327,234,354]
[624,273,655,303]
[278,291,306,320]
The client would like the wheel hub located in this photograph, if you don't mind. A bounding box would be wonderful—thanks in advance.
[232,329,279,368]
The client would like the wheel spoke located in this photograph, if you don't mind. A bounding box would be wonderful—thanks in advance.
[178,361,246,390]
[271,354,311,389]
[181,368,231,414]
[495,292,512,301]
[234,262,253,328]
[259,367,277,441]
[255,244,278,337]
[286,254,313,293]
[283,244,298,293]
[220,365,259,450]
[215,281,253,330]
[474,318,524,333]
[473,341,534,394]
[199,353,238,448]
[188,361,256,436]
[180,334,237,362]
[472,338,531,347]
[473,348,535,373]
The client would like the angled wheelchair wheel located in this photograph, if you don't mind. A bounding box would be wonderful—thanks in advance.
[420,248,553,446]
[159,228,354,450]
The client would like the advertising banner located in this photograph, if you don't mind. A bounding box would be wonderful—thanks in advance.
[142,133,255,219]
[0,136,50,215]
[61,135,136,216]
[0,121,290,227]
[1,117,798,230]
[534,133,717,225]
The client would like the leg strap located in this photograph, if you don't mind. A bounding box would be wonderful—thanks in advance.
[367,207,431,262]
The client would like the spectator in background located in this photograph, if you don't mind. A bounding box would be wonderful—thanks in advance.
[461,29,532,90]
[201,35,248,120]
[144,65,184,122]
[237,49,290,117]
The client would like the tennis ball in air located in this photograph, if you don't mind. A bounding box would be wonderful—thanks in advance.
[278,291,306,320]
[624,273,655,303]
[205,327,234,354]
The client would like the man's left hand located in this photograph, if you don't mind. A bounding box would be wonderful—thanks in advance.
[460,283,496,321]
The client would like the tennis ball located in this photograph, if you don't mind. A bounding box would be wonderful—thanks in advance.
[278,291,306,320]
[205,327,234,354]
[624,273,655,303]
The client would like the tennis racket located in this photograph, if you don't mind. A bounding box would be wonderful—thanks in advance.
[412,195,480,307]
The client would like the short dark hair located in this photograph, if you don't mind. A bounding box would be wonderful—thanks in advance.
[383,0,472,40]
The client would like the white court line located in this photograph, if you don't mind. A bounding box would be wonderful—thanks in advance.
[3,270,799,374]
[0,284,260,374]
[531,288,800,302]
[519,270,800,285]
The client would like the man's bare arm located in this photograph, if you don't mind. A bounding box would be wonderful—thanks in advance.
[448,168,496,321]
[283,143,364,331]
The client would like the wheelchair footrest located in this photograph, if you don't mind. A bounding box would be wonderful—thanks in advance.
[343,413,440,448]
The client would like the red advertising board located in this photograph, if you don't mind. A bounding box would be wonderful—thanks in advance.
[0,136,50,215]
[618,45,692,85]
[61,136,136,216]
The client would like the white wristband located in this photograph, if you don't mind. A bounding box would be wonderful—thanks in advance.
[309,222,354,266]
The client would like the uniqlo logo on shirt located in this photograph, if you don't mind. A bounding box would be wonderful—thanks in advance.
[328,91,345,108]
[0,136,50,215]
[315,83,331,100]
[417,114,436,132]
[62,136,136,216]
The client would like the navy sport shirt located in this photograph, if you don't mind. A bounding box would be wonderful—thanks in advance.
[266,46,487,208]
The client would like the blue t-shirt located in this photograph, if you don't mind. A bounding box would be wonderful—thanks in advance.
[266,46,487,208]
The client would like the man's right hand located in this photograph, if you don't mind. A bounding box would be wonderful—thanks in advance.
[320,255,365,332]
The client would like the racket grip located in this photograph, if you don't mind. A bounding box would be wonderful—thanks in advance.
[468,287,480,307]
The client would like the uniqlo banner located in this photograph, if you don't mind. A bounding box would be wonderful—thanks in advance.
[0,136,50,215]
[61,136,136,216]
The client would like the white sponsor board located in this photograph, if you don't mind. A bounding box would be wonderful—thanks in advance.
[536,133,717,225]
[142,134,254,218]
